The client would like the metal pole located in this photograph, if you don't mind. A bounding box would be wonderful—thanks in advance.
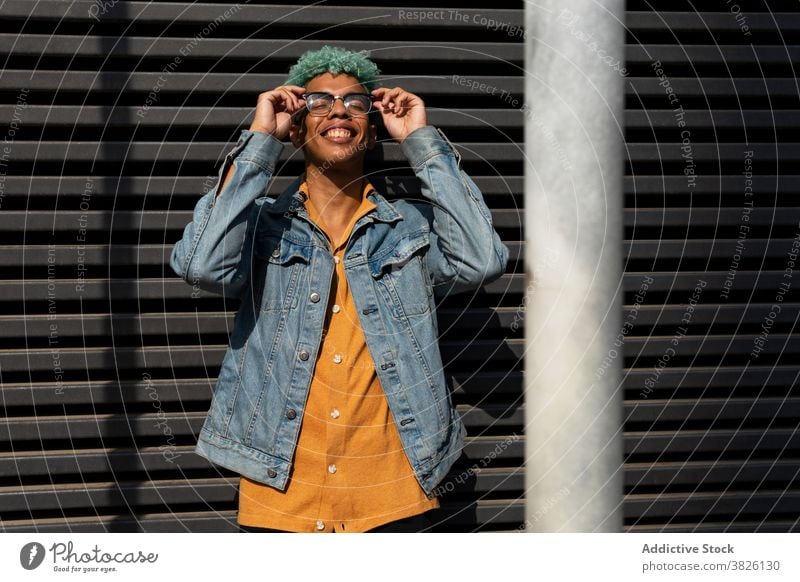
[523,0,626,532]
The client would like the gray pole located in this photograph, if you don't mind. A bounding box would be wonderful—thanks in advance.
[523,0,626,532]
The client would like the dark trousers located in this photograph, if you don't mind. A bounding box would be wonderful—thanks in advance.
[239,511,433,533]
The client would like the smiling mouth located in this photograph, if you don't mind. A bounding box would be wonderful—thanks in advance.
[322,127,355,142]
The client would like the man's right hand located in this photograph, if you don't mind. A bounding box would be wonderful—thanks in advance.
[248,85,306,140]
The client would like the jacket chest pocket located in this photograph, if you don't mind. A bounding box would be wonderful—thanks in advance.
[254,235,312,312]
[369,230,432,319]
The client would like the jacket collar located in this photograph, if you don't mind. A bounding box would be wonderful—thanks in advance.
[264,173,402,224]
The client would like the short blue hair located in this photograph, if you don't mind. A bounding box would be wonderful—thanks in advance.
[284,45,381,92]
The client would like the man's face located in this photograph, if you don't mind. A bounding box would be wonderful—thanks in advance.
[289,72,377,172]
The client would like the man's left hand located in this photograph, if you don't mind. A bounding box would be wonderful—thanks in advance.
[371,87,427,143]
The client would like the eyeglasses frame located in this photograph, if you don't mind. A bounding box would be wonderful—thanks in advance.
[298,92,374,117]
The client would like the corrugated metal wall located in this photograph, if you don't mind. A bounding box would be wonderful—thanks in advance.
[0,0,797,532]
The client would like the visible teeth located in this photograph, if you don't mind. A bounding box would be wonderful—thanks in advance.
[325,128,352,138]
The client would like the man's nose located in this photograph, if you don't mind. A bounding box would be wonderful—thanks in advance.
[329,96,349,116]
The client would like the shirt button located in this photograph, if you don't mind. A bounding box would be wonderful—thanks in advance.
[267,468,277,478]
[330,408,340,419]
[333,354,342,364]
[328,464,337,474]
[315,520,325,531]
[299,350,310,361]
[333,256,340,264]
[286,408,297,420]
[332,304,341,313]
[310,292,320,303]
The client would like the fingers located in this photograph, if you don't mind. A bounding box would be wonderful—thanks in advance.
[252,85,307,138]
[265,85,306,115]
[371,87,420,117]
[281,85,307,113]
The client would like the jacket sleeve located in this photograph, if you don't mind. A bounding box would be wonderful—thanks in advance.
[169,129,284,297]
[399,125,510,297]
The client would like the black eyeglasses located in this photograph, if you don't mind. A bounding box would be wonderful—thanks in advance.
[300,92,373,117]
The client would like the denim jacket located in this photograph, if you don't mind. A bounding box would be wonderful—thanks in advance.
[170,125,509,495]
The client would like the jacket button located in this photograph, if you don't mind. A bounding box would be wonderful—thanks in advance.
[271,248,280,258]
[310,292,320,303]
[267,468,277,478]
[299,350,310,361]
[286,408,297,420]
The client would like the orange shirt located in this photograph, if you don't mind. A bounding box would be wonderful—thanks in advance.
[237,177,440,532]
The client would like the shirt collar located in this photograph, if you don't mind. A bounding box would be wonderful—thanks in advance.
[264,173,402,225]
[296,174,375,202]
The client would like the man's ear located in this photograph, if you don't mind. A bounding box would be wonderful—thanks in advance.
[367,120,378,150]
[289,116,306,148]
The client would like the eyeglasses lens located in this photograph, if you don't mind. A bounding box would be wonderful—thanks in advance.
[305,93,371,116]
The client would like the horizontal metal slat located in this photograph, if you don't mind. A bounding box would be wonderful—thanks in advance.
[628,44,800,66]
[0,478,238,513]
[0,274,517,303]
[626,428,800,456]
[626,238,796,260]
[627,109,800,130]
[1,272,794,305]
[0,105,529,130]
[1,466,525,514]
[9,141,800,166]
[626,11,800,33]
[0,435,524,479]
[0,379,213,407]
[0,511,242,533]
[0,345,228,373]
[0,176,524,199]
[3,207,795,234]
[3,237,796,268]
[626,459,800,489]
[3,2,524,29]
[0,446,206,479]
[1,36,523,62]
[628,208,800,228]
[7,36,800,69]
[0,370,523,409]
[620,304,800,327]
[628,77,800,99]
[622,365,800,391]
[6,456,797,499]
[626,397,800,424]
[628,521,799,533]
[4,72,796,101]
[0,70,524,95]
[2,175,796,203]
[625,334,800,358]
[0,208,521,231]
[6,141,522,164]
[0,409,521,440]
[0,499,525,532]
[1,367,795,409]
[7,106,800,134]
[0,339,525,373]
[628,175,800,197]
[0,308,519,340]
[0,243,521,268]
[0,412,205,442]
[625,491,800,521]
[4,417,796,459]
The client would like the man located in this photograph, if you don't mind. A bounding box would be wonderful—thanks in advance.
[170,46,509,532]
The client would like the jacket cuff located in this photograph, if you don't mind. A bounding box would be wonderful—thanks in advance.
[399,125,462,169]
[228,129,284,173]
